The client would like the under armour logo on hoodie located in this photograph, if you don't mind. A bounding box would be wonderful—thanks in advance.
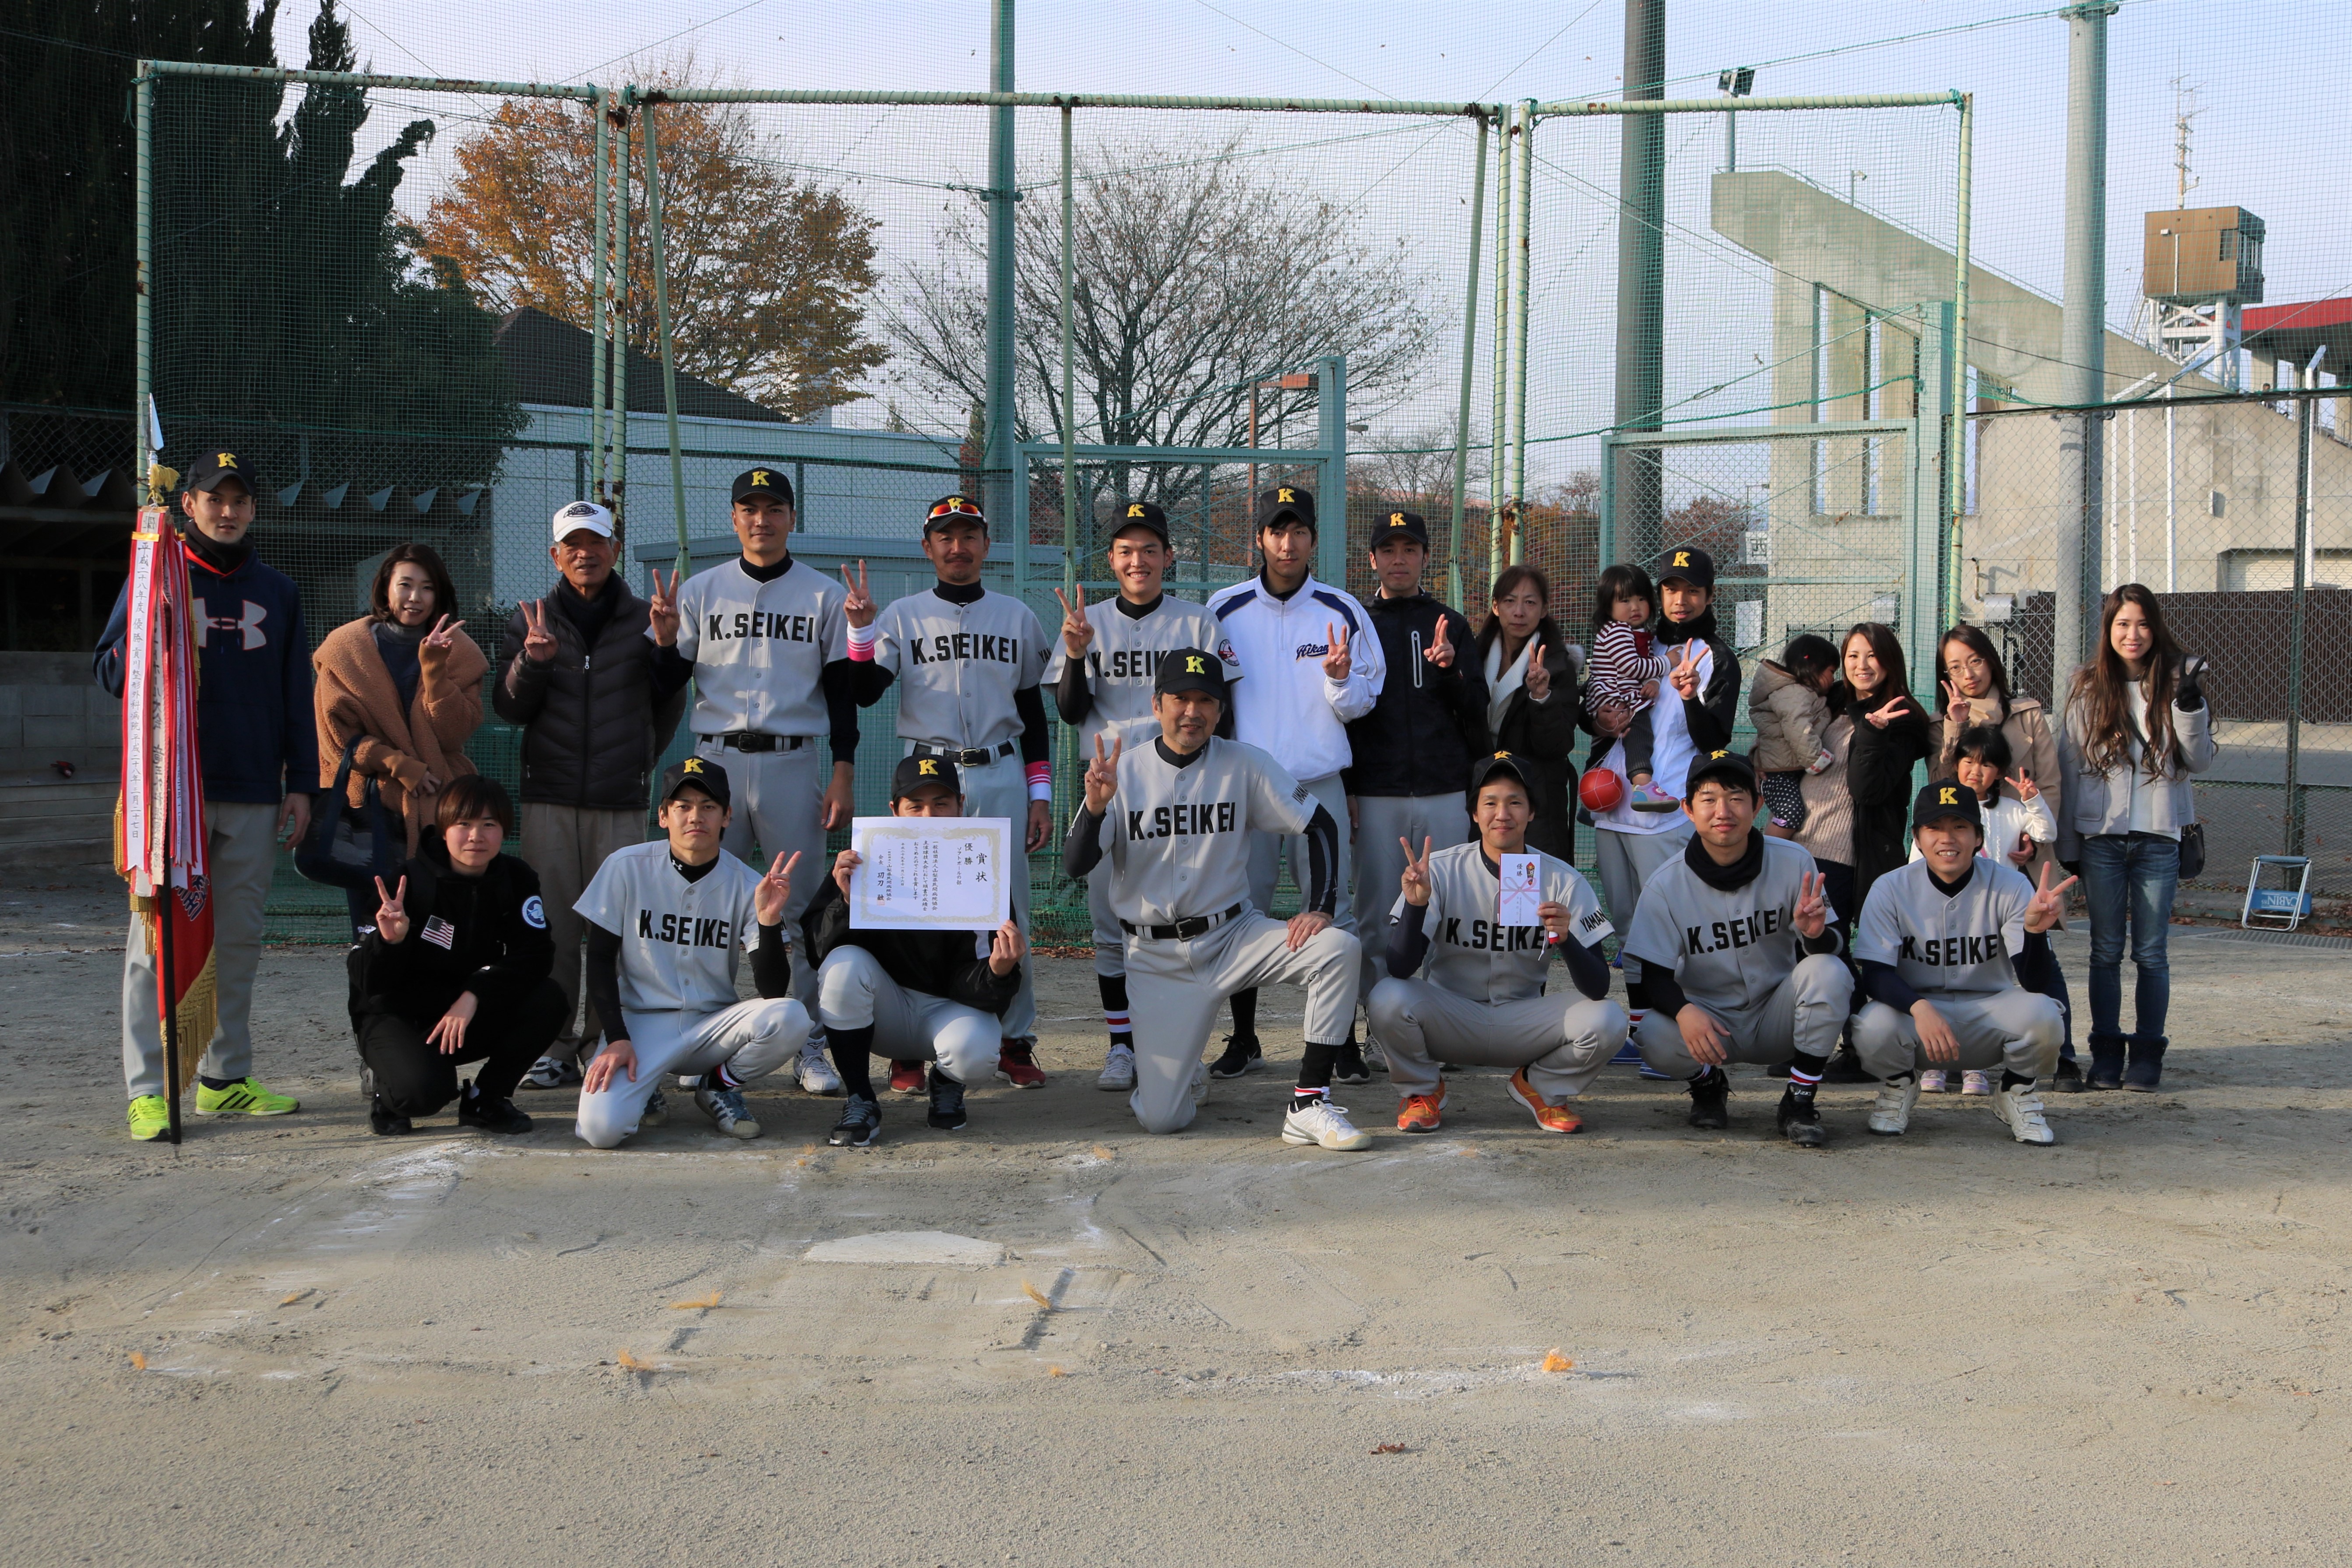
[197,598,268,651]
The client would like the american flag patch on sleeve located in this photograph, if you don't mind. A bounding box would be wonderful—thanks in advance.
[422,916,456,950]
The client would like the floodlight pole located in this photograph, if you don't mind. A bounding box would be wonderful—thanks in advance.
[1447,109,1490,608]
[1507,101,1535,567]
[135,67,154,477]
[2055,3,2115,676]
[984,0,1019,555]
[611,105,630,525]
[1489,112,1510,587]
[591,88,609,499]
[1614,0,1667,567]
[637,97,691,581]
[1059,104,1077,599]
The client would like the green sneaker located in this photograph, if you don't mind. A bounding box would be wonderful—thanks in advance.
[193,1077,299,1117]
[127,1096,171,1141]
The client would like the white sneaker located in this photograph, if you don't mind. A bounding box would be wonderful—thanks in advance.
[1994,1082,2055,1145]
[1282,1097,1372,1151]
[695,1083,761,1141]
[1919,1069,1948,1094]
[1868,1075,1919,1136]
[794,1035,844,1096]
[1096,1045,1136,1092]
[1960,1069,1994,1096]
[520,1053,580,1090]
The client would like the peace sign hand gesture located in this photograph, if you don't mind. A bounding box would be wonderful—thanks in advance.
[2005,771,2041,802]
[1667,641,1703,701]
[1322,622,1352,681]
[2023,860,2078,934]
[1053,582,1095,659]
[422,613,465,654]
[840,560,876,628]
[1397,835,1435,906]
[646,567,681,647]
[1523,637,1551,701]
[1423,615,1456,670]
[754,850,803,928]
[521,598,558,664]
[1083,732,1123,815]
[1792,869,1831,939]
[1940,678,1969,728]
[372,874,411,945]
[1863,693,1915,730]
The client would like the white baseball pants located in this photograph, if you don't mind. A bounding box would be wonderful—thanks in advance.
[918,748,1036,1043]
[1632,954,1854,1078]
[1851,990,2063,1082]
[575,997,808,1148]
[700,738,831,936]
[814,946,1001,1088]
[1366,977,1628,1101]
[1350,793,1472,1011]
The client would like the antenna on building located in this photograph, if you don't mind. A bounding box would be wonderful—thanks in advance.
[2170,77,2201,209]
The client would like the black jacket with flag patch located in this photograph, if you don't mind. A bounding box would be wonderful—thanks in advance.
[349,839,556,1024]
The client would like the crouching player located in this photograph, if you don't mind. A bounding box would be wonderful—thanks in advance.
[1063,648,1368,1149]
[1852,781,2073,1145]
[1368,753,1627,1134]
[807,754,1025,1147]
[574,758,808,1146]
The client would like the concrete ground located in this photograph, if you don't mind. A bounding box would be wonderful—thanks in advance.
[3,866,2348,1566]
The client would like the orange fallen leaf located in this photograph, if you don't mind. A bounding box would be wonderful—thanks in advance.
[279,1290,311,1307]
[129,1352,147,1370]
[1371,1442,1408,1455]
[1047,1365,1067,1377]
[616,1348,650,1371]
[669,1291,722,1310]
[1022,1281,1053,1310]
[1542,1350,1574,1373]
[1090,1145,1115,1162]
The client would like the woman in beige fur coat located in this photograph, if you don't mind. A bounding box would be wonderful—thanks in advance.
[314,546,486,928]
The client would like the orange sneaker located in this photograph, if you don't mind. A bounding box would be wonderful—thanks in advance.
[1508,1068,1583,1134]
[1396,1084,1448,1133]
[888,1061,927,1095]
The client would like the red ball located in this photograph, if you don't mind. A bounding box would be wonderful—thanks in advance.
[1579,768,1626,812]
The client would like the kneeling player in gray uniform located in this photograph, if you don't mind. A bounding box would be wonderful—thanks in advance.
[807,755,1025,1147]
[1626,751,1852,1146]
[575,759,809,1148]
[1063,649,1370,1149]
[1368,753,1627,1135]
[1852,781,2073,1145]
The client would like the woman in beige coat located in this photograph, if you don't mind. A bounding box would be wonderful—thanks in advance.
[314,544,487,929]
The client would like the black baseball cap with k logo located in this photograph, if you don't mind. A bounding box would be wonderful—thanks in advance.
[1657,545,1715,590]
[732,467,794,505]
[1374,509,1430,547]
[1253,486,1315,531]
[1107,499,1169,545]
[187,450,257,496]
[1912,779,1984,834]
[891,753,965,800]
[1153,646,1230,701]
[661,755,732,809]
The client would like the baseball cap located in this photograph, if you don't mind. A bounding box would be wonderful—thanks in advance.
[924,493,988,534]
[659,755,731,809]
[891,753,964,800]
[1467,751,1533,796]
[186,450,257,496]
[1106,499,1169,546]
[1683,749,1758,797]
[1656,545,1716,590]
[1152,646,1229,701]
[1253,485,1315,532]
[732,467,794,505]
[551,499,616,542]
[1912,779,1984,834]
[1372,509,1430,548]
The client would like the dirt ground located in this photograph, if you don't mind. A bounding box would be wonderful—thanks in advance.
[3,864,2348,1567]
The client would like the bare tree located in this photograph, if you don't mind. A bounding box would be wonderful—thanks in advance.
[883,136,1439,515]
[1354,424,1488,512]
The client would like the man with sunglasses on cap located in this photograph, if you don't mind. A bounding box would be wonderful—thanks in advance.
[1850,780,2073,1145]
[96,451,319,1139]
[803,754,1026,1147]
[1204,486,1385,1084]
[1065,648,1370,1149]
[852,493,1054,1085]
[647,466,857,1099]
[573,757,807,1147]
[1045,499,1243,1094]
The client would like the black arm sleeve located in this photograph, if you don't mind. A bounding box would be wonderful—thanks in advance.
[1301,803,1340,915]
[1215,701,1236,740]
[1801,927,1842,956]
[820,659,861,761]
[1645,963,1689,1020]
[1014,684,1051,765]
[1859,958,1924,1011]
[1055,654,1094,724]
[1681,639,1740,753]
[649,640,695,701]
[1556,934,1612,1001]
[584,923,626,1043]
[1385,900,1430,979]
[850,659,895,705]
[749,921,792,1000]
[1063,807,1107,878]
[2014,928,2054,992]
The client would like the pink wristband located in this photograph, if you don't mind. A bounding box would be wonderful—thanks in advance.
[846,623,876,661]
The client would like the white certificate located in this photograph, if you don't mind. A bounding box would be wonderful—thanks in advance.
[1497,852,1543,927]
[849,816,1012,931]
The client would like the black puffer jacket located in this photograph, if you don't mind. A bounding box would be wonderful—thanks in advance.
[1476,616,1584,862]
[349,839,555,1024]
[493,575,688,810]
[1342,591,1489,798]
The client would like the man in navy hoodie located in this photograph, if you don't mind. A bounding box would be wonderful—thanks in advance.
[95,451,318,1141]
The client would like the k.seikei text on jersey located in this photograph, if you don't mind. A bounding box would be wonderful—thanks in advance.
[1896,932,2006,968]
[908,631,1028,666]
[1681,906,1789,956]
[636,909,738,949]
[1125,800,1241,840]
[1436,916,1553,954]
[698,610,823,645]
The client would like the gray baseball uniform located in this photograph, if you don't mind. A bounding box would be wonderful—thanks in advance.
[1850,858,2063,1082]
[1070,735,1358,1133]
[1625,835,1854,1077]
[1045,597,1242,978]
[676,557,847,932]
[570,842,807,1147]
[815,944,1003,1089]
[1366,842,1628,1099]
[871,585,1051,1040]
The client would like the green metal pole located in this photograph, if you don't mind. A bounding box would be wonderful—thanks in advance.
[1489,106,1510,588]
[984,0,1018,556]
[1059,105,1077,600]
[2285,393,2312,857]
[135,67,154,477]
[611,103,630,526]
[590,88,609,499]
[640,99,690,581]
[1507,101,1535,567]
[1447,110,1489,610]
[1947,91,1974,630]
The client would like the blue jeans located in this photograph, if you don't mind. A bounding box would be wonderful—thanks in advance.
[2079,832,2181,1044]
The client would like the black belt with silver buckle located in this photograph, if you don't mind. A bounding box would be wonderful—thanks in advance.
[1121,903,1244,941]
[912,740,1016,767]
[704,733,808,754]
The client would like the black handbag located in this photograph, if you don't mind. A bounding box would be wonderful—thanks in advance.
[2178,820,2206,881]
[295,740,399,889]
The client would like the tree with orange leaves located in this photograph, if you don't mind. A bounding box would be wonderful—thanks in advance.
[415,88,885,423]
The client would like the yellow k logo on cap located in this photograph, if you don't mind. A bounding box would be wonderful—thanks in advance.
[1390,513,1405,526]
[1939,786,1958,806]
[918,758,939,776]
[1185,655,1206,673]
[1127,502,1145,517]
[1672,550,1690,568]
[1493,750,1511,760]
[683,758,704,774]
[1277,488,1296,504]
[751,469,772,490]
[217,452,237,469]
